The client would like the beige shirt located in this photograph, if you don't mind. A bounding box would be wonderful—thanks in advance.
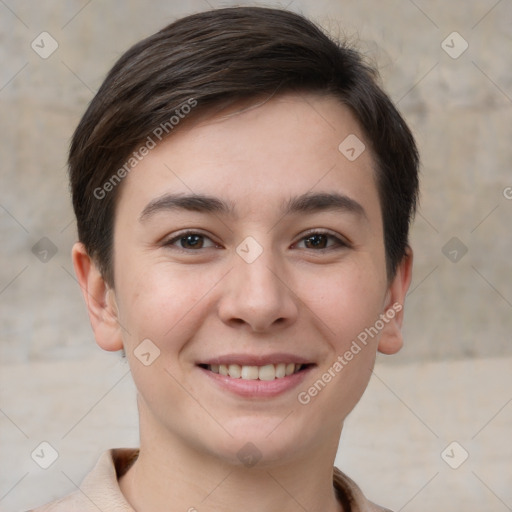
[29,448,392,512]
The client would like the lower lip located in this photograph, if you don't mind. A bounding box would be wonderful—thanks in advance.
[198,366,313,398]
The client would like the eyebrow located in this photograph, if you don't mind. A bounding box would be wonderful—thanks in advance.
[139,191,367,222]
[284,191,367,219]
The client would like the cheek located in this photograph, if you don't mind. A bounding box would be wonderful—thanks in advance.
[114,259,217,348]
[299,259,386,345]
[114,264,212,402]
[316,262,386,411]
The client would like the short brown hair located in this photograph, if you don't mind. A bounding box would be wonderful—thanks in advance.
[69,6,419,285]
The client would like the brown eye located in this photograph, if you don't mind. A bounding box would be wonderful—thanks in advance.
[179,234,204,249]
[165,231,217,251]
[304,234,329,249]
[296,231,348,251]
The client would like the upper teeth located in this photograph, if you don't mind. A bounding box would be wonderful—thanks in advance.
[208,363,303,380]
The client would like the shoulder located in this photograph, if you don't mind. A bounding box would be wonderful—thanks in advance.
[26,490,90,512]
[26,448,138,512]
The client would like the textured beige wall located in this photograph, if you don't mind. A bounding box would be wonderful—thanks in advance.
[1,1,511,511]
[1,0,511,364]
[0,0,512,362]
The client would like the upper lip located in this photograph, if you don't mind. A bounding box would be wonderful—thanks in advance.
[198,353,314,366]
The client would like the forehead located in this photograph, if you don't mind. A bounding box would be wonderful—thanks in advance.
[114,93,381,224]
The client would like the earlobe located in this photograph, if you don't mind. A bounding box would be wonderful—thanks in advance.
[71,242,123,352]
[377,246,413,355]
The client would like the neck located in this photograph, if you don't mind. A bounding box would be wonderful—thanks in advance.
[119,405,344,512]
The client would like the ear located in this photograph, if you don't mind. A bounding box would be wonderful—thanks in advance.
[377,246,413,355]
[72,242,123,352]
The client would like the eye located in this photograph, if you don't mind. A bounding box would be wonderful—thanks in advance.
[164,229,348,252]
[164,231,218,250]
[295,231,348,250]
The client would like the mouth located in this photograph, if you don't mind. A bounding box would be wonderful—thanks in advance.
[198,362,312,381]
[196,354,315,398]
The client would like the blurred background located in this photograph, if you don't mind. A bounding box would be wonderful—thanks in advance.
[1,1,511,511]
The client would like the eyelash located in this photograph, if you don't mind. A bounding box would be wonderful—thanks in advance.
[164,229,349,252]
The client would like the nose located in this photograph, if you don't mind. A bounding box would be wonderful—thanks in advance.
[217,248,299,333]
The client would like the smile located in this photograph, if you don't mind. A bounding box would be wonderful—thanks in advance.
[200,363,308,380]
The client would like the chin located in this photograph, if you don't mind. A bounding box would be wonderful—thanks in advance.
[203,419,311,468]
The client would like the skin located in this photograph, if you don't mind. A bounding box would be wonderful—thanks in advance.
[73,93,412,512]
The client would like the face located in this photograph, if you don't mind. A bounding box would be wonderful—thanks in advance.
[76,93,411,468]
